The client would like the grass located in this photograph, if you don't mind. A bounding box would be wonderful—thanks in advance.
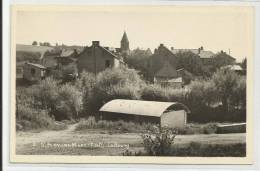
[75,117,154,133]
[16,44,54,53]
[123,142,246,157]
[176,123,219,135]
[75,117,220,135]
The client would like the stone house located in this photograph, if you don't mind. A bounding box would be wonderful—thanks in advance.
[55,49,79,78]
[77,41,125,76]
[171,46,215,65]
[41,49,60,68]
[23,62,46,81]
[148,44,178,81]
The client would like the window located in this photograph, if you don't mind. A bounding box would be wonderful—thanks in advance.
[105,60,111,68]
[31,68,36,75]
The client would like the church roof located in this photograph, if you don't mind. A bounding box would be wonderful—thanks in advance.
[121,31,129,43]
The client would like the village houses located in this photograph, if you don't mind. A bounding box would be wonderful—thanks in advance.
[20,31,238,85]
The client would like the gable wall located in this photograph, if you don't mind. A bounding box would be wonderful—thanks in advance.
[77,46,118,74]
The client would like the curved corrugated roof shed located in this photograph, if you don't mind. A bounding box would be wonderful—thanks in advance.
[99,99,190,117]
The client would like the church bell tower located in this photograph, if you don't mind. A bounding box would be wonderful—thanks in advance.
[120,31,130,57]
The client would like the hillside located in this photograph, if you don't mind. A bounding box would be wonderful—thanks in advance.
[16,44,54,54]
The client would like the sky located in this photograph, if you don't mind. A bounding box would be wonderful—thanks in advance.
[14,6,254,62]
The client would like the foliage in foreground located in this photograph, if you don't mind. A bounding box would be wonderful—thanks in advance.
[141,126,177,156]
[123,142,246,157]
[16,104,67,131]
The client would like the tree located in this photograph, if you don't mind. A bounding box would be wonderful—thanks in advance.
[212,68,240,113]
[212,51,236,69]
[32,41,38,46]
[86,66,144,115]
[125,48,152,79]
[175,51,206,77]
[241,58,247,70]
[43,42,51,46]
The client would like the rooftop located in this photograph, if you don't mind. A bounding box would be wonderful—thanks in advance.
[25,62,46,69]
[99,99,190,117]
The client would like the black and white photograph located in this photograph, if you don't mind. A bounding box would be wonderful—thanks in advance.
[10,5,254,164]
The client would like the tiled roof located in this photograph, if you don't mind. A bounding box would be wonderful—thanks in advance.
[155,62,178,78]
[121,32,129,43]
[199,51,215,59]
[171,49,199,54]
[100,46,125,63]
[171,48,215,59]
[60,49,76,57]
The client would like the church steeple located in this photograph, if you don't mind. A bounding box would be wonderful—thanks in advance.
[121,31,130,52]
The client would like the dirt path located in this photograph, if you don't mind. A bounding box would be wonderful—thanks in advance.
[16,124,246,155]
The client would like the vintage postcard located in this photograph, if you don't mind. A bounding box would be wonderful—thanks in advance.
[10,5,254,164]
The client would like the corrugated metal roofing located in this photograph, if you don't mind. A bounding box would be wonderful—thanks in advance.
[99,99,190,117]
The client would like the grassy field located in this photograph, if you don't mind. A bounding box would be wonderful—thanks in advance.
[16,123,246,156]
[16,44,54,53]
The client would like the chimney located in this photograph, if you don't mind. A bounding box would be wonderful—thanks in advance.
[92,41,100,46]
[160,43,164,47]
[171,47,174,50]
[198,47,201,54]
[200,46,204,51]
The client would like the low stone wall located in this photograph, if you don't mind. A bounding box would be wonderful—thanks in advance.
[216,123,246,134]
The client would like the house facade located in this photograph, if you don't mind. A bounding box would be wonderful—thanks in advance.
[77,41,124,75]
[23,62,46,81]
[55,49,79,79]
[171,46,215,65]
[148,44,178,81]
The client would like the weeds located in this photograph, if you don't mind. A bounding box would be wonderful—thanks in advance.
[75,116,154,133]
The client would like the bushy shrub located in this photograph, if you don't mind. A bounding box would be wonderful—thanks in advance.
[170,142,246,157]
[29,77,60,111]
[85,67,144,115]
[231,76,246,109]
[17,77,83,121]
[187,79,216,108]
[141,126,177,156]
[55,83,83,120]
[140,84,188,103]
[212,68,241,113]
[141,84,168,101]
[16,104,56,130]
